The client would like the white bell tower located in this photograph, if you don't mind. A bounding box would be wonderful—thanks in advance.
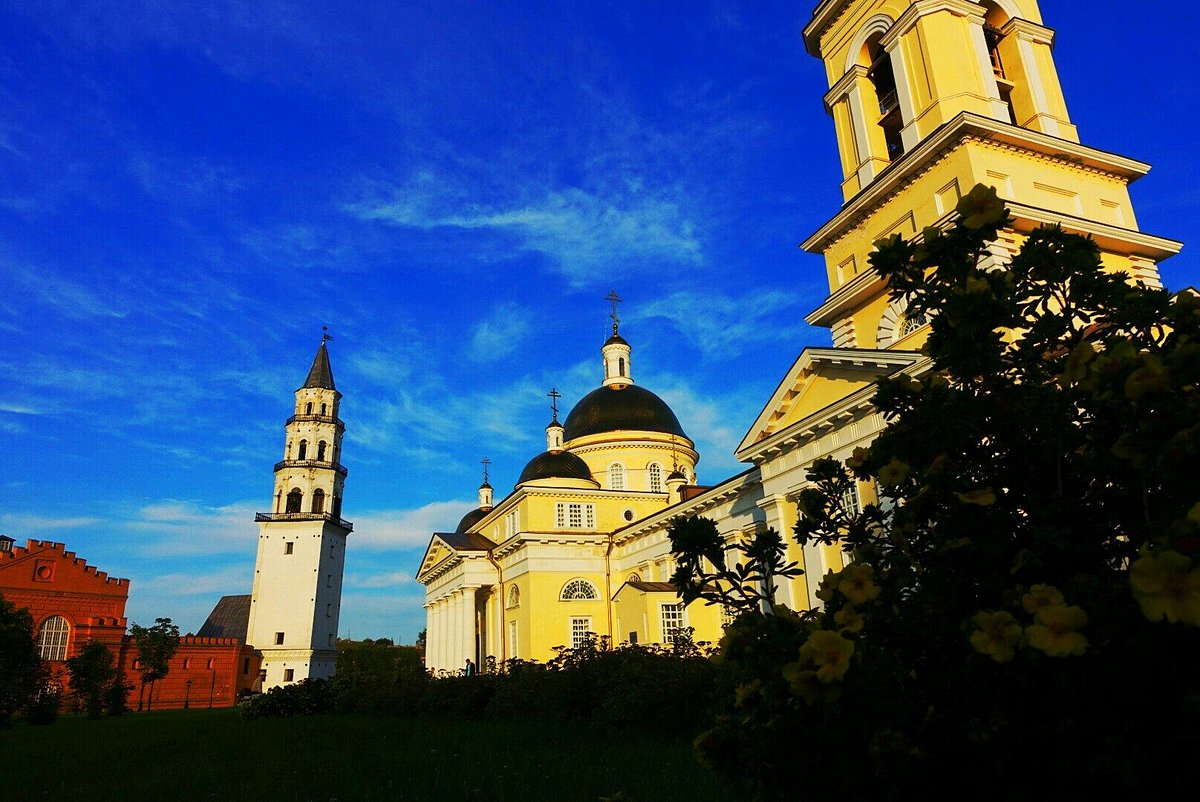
[247,331,352,688]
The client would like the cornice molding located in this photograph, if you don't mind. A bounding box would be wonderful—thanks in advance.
[802,112,1153,256]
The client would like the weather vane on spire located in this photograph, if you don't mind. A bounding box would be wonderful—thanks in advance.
[322,325,333,344]
[481,456,491,485]
[548,388,561,422]
[604,290,622,335]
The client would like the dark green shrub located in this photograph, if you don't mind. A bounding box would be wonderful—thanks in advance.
[240,677,338,719]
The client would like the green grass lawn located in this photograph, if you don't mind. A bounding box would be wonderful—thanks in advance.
[2,709,734,802]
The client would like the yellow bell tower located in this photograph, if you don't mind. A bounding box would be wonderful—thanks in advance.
[801,0,1181,351]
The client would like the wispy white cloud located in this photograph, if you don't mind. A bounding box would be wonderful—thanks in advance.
[634,289,810,359]
[467,302,529,361]
[344,173,703,285]
[350,500,476,550]
[135,565,252,596]
[127,499,259,557]
[0,513,101,532]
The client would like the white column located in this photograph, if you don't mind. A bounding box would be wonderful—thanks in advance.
[438,596,449,672]
[424,603,436,672]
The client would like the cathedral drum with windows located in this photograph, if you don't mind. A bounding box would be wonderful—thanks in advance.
[418,0,1180,670]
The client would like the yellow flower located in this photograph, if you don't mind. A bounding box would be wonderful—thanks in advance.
[1026,605,1088,657]
[837,563,881,605]
[1022,584,1065,614]
[814,570,841,603]
[956,487,997,506]
[797,630,855,683]
[1130,549,1200,626]
[969,610,1022,663]
[878,458,910,485]
[834,606,864,634]
[956,184,1007,230]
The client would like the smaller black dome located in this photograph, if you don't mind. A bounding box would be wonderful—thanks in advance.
[604,333,629,347]
[518,450,593,485]
[456,507,489,533]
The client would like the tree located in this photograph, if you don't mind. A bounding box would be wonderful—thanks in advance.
[65,640,116,718]
[0,595,46,727]
[130,618,179,711]
[673,186,1200,799]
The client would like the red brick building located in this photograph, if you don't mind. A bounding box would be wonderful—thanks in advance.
[0,537,260,709]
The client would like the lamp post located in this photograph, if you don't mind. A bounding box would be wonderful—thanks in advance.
[184,679,192,709]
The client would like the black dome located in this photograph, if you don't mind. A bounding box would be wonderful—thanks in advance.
[456,507,489,533]
[517,450,594,485]
[562,384,687,441]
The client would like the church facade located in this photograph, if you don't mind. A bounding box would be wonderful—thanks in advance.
[417,0,1179,671]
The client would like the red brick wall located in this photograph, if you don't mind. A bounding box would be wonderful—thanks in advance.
[0,539,259,711]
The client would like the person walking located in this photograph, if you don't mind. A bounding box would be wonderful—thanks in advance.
[464,658,476,676]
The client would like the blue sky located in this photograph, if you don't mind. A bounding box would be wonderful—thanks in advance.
[2,1,1196,643]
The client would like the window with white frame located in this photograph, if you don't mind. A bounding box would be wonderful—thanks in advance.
[509,620,518,657]
[841,483,862,517]
[660,603,685,644]
[648,462,663,492]
[37,615,69,661]
[901,310,928,337]
[570,617,592,649]
[555,502,595,529]
[505,509,519,538]
[560,578,599,600]
[609,463,625,490]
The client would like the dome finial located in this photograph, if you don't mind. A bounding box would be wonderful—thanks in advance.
[478,456,493,509]
[548,387,561,423]
[546,389,565,451]
[604,289,622,336]
[481,456,491,486]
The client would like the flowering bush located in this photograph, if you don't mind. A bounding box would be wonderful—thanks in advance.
[673,186,1200,799]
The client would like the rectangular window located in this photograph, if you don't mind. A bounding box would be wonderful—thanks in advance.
[328,634,335,646]
[275,632,285,645]
[207,658,215,670]
[509,621,518,658]
[284,541,294,555]
[555,502,596,529]
[329,543,335,558]
[841,484,862,517]
[242,657,250,674]
[183,658,191,670]
[283,668,294,682]
[505,509,519,537]
[326,574,332,588]
[570,617,591,649]
[660,603,685,644]
[326,603,332,618]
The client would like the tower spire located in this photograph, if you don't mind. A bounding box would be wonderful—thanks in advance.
[303,330,337,391]
[546,389,565,451]
[478,456,493,509]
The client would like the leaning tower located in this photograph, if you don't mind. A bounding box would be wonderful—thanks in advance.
[246,335,352,687]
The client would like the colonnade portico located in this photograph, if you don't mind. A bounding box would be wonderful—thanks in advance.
[425,585,485,673]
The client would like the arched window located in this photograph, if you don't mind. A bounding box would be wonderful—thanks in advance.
[311,489,326,514]
[297,440,308,461]
[865,36,904,161]
[609,463,625,491]
[560,578,599,601]
[648,463,663,493]
[317,441,327,461]
[305,402,313,414]
[981,1,1019,125]
[901,310,929,338]
[618,357,626,376]
[320,403,327,416]
[37,615,70,661]
[332,495,342,518]
[507,585,520,609]
[286,488,303,514]
[627,572,641,583]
